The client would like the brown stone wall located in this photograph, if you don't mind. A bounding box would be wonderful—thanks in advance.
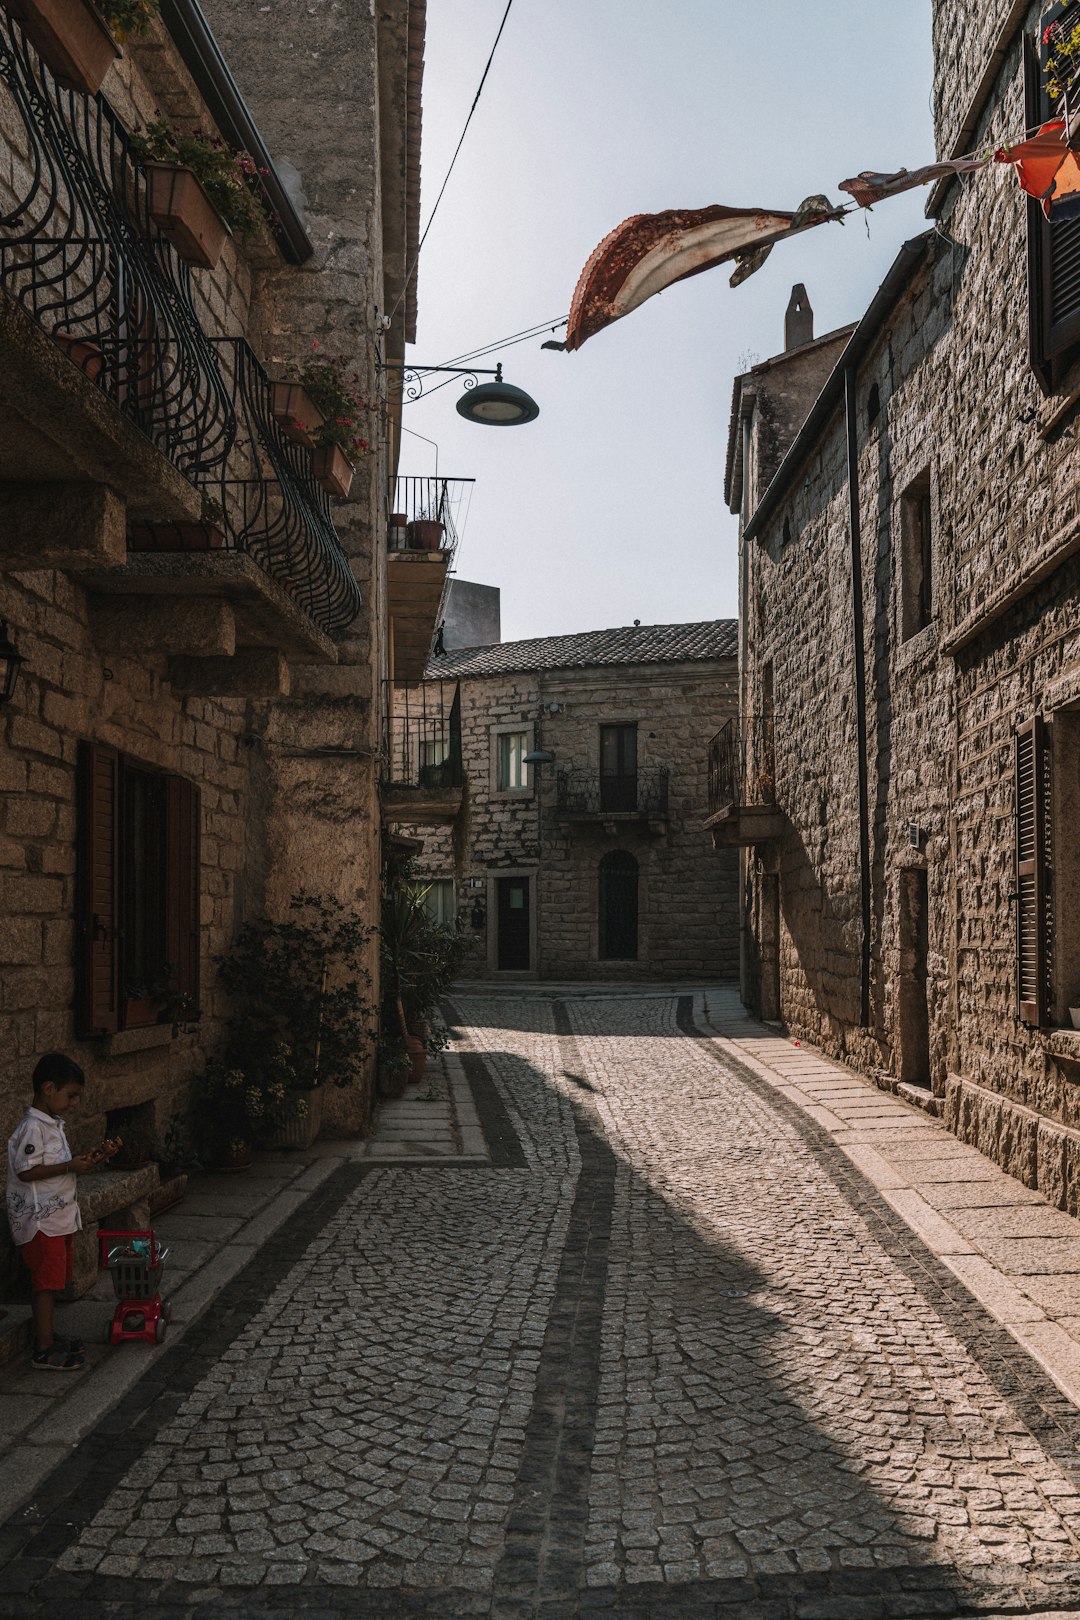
[399,655,740,982]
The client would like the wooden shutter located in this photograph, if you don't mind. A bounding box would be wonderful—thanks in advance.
[1027,22,1080,384]
[165,775,201,1014]
[1016,716,1053,1025]
[76,741,120,1036]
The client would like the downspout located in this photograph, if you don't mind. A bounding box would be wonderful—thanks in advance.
[844,367,872,1027]
[738,408,754,1009]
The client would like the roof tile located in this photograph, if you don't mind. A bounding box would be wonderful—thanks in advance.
[426,620,737,680]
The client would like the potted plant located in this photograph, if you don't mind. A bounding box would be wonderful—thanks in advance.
[271,381,326,448]
[286,344,373,499]
[212,891,376,1150]
[408,518,445,551]
[388,513,409,551]
[380,883,472,1085]
[7,0,121,95]
[128,495,227,553]
[191,1060,286,1167]
[129,119,269,271]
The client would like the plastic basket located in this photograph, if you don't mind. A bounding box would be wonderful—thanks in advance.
[107,1252,165,1301]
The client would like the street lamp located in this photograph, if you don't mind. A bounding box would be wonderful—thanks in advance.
[382,360,539,425]
[0,621,25,706]
[523,748,555,766]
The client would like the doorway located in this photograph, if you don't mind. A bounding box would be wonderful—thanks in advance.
[897,867,931,1087]
[496,876,531,971]
[600,724,638,812]
[599,851,639,960]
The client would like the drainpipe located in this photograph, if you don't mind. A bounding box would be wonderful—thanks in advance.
[844,366,872,1028]
[738,409,754,1009]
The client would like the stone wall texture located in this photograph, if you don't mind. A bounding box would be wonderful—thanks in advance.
[737,0,1080,1204]
[397,655,740,982]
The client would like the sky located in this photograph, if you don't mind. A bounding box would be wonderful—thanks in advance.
[401,1,935,645]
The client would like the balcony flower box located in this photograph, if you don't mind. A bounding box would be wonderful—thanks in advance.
[127,521,226,552]
[53,329,105,381]
[271,382,325,448]
[311,443,354,499]
[8,0,120,95]
[144,162,229,271]
[408,518,445,551]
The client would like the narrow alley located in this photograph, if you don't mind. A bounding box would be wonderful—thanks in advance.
[6,991,1080,1618]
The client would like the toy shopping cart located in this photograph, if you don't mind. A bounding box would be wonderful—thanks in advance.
[97,1228,172,1346]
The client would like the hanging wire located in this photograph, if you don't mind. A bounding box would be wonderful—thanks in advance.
[388,0,516,327]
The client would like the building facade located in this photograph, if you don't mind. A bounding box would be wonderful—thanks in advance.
[0,0,431,1288]
[725,1,1080,1207]
[387,623,740,981]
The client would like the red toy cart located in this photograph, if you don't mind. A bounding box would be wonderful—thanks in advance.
[97,1228,172,1346]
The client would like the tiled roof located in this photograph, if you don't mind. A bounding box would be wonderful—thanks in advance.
[426,620,738,680]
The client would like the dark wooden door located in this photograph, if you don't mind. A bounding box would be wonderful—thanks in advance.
[599,852,638,960]
[600,724,637,812]
[497,877,530,970]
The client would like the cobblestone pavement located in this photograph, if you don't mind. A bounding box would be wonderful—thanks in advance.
[8,991,1080,1617]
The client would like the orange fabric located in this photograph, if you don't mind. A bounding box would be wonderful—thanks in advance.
[20,1230,74,1292]
[996,121,1080,217]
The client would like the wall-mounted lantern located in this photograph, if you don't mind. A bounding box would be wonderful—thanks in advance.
[0,621,25,706]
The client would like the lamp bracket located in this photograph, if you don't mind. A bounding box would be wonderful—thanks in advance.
[380,360,503,403]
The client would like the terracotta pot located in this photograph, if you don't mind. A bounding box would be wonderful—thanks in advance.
[127,521,226,552]
[312,443,355,499]
[218,1142,252,1171]
[53,329,104,381]
[271,382,325,448]
[8,0,120,95]
[408,518,445,551]
[388,513,409,551]
[404,1034,427,1084]
[144,162,229,271]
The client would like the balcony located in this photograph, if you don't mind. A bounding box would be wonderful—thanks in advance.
[705,717,784,848]
[388,476,474,682]
[0,9,358,657]
[556,766,670,832]
[380,679,464,825]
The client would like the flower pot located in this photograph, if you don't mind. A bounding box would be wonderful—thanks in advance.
[388,513,409,551]
[127,521,226,552]
[1070,1007,1080,1031]
[271,382,326,448]
[312,443,355,499]
[265,1086,324,1151]
[144,162,229,271]
[408,519,445,551]
[53,329,105,381]
[404,1034,427,1084]
[217,1141,252,1171]
[8,0,120,95]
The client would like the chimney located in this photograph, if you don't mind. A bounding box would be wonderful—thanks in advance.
[785,284,813,350]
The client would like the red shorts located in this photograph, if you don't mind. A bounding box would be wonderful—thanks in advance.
[20,1231,74,1293]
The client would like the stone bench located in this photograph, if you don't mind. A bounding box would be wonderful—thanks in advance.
[67,1163,160,1298]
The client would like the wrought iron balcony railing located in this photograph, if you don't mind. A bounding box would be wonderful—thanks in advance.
[708,717,776,814]
[556,766,670,817]
[0,11,233,478]
[383,679,463,791]
[389,476,475,562]
[0,12,361,635]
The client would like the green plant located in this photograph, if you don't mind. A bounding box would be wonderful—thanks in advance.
[192,1059,290,1156]
[380,883,472,1042]
[99,0,160,41]
[129,118,270,241]
[288,343,373,462]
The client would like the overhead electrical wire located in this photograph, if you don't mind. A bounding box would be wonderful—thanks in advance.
[388,0,517,327]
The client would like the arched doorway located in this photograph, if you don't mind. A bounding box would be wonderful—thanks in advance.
[599,851,638,961]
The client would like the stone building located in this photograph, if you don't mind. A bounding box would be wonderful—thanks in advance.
[721,2,1080,1205]
[386,622,740,981]
[0,0,431,1284]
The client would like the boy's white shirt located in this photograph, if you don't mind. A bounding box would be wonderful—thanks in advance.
[6,1106,82,1245]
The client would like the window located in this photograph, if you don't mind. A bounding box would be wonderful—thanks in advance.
[1015,716,1054,1026]
[1027,22,1080,387]
[600,724,638,812]
[497,730,528,791]
[900,471,934,640]
[76,743,200,1036]
[421,879,456,928]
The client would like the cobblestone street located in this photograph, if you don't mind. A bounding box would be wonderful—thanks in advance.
[8,990,1080,1618]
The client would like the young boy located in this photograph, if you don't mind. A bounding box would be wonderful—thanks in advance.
[7,1054,94,1371]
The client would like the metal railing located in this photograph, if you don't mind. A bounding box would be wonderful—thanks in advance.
[0,13,361,634]
[556,766,669,816]
[708,717,776,814]
[383,680,462,790]
[389,477,475,564]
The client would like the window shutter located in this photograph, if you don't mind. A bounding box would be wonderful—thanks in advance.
[1016,716,1053,1025]
[1028,20,1080,382]
[165,775,201,1013]
[76,741,120,1036]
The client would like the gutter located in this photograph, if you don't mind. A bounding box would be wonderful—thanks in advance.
[744,233,936,544]
[160,0,314,265]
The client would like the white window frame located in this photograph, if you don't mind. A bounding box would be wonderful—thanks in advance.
[489,722,533,798]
